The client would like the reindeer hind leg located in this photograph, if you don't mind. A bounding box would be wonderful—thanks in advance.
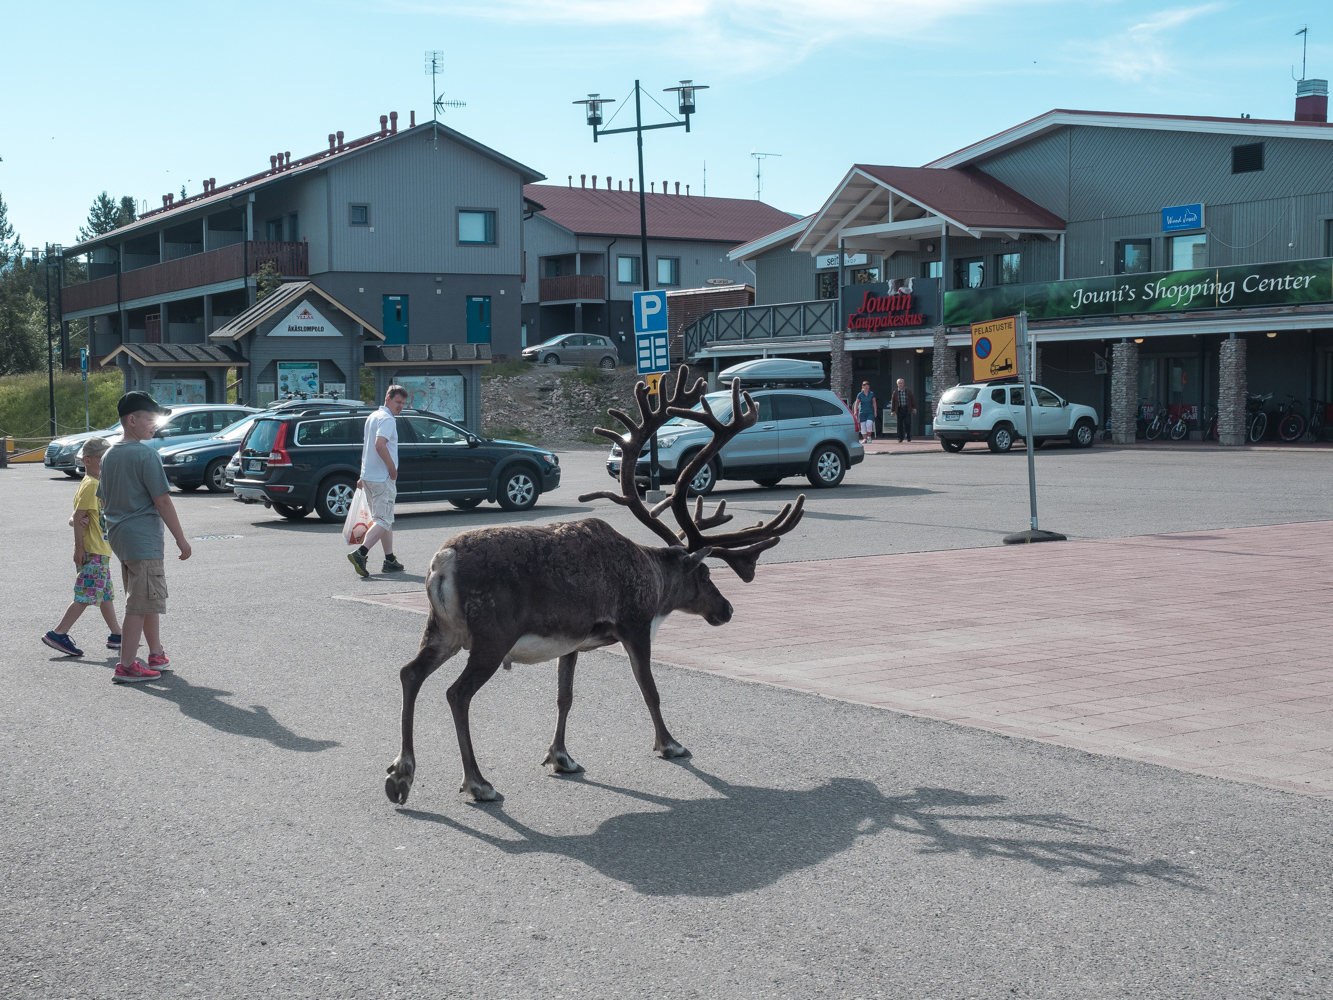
[623,632,690,759]
[446,640,510,802]
[386,615,461,805]
[542,652,584,774]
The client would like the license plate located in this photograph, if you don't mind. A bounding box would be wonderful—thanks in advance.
[235,487,266,500]
[943,411,961,422]
[247,460,262,472]
[609,462,621,474]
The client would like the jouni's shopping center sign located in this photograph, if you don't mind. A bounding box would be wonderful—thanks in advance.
[944,258,1333,327]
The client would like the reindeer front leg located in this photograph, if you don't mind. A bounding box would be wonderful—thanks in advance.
[447,640,510,801]
[542,652,585,774]
[622,630,690,759]
[387,617,459,805]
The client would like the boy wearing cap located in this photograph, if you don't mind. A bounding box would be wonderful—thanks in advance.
[98,391,193,683]
[42,435,122,658]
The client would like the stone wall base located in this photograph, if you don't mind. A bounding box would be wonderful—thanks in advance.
[1110,341,1138,445]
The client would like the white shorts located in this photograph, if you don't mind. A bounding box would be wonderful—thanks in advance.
[859,419,875,435]
[363,479,397,527]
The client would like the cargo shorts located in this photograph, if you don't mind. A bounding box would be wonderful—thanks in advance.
[363,479,397,528]
[121,559,168,616]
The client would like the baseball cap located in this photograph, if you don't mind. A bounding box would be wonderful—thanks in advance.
[117,391,170,417]
[79,436,111,460]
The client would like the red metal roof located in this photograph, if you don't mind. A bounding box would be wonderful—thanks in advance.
[524,184,800,243]
[854,165,1066,230]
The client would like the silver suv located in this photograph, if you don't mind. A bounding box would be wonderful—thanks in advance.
[606,388,864,493]
[934,382,1099,453]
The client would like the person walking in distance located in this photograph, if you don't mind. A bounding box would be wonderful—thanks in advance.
[855,381,878,446]
[892,378,917,443]
[348,386,407,578]
[99,392,193,683]
[41,435,122,658]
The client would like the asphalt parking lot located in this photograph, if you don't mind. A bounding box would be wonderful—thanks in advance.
[3,444,1331,998]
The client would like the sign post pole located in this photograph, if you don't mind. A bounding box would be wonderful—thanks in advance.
[1004,311,1065,545]
[80,347,89,431]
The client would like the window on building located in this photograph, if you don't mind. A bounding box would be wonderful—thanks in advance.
[657,257,680,286]
[265,218,283,241]
[1116,240,1152,274]
[816,272,837,299]
[458,210,496,245]
[997,252,1021,284]
[1169,234,1207,271]
[349,204,370,226]
[954,257,984,289]
[1325,219,1333,256]
[286,213,299,242]
[921,261,943,280]
[543,258,561,278]
[1232,142,1264,174]
[617,255,641,284]
[851,268,880,284]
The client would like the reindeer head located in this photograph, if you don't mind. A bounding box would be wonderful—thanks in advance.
[580,366,805,584]
[667,546,733,626]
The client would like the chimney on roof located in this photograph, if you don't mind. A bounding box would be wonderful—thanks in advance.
[284,151,291,168]
[162,195,170,207]
[675,182,680,195]
[410,110,415,128]
[390,111,399,133]
[628,179,633,192]
[663,180,667,194]
[592,175,597,189]
[568,175,572,187]
[1296,78,1329,123]
[328,133,336,151]
[336,130,344,149]
[270,154,277,172]
[618,181,623,191]
[686,184,690,196]
[581,174,586,188]
[379,114,388,137]
[650,182,655,193]
[210,177,216,191]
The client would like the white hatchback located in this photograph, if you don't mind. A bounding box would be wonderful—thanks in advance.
[933,382,1099,453]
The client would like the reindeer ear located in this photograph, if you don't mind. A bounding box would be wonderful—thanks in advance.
[684,546,713,566]
[709,537,780,582]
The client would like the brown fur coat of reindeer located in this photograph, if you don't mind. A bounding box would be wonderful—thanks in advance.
[385,367,804,803]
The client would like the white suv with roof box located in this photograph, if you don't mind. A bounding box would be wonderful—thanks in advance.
[933,382,1099,453]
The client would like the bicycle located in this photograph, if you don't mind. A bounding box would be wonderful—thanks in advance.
[1304,399,1327,443]
[1246,393,1273,443]
[1277,395,1307,443]
[1145,404,1189,441]
[1200,405,1218,442]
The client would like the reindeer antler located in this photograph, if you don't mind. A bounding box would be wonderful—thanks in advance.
[580,366,805,581]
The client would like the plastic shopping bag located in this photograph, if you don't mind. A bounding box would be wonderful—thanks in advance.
[341,487,374,545]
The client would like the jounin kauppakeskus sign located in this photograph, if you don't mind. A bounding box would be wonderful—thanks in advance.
[944,258,1333,327]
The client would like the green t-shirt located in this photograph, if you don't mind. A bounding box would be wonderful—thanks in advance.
[96,440,170,560]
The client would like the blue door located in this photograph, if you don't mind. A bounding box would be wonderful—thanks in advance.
[383,295,408,345]
[466,296,491,344]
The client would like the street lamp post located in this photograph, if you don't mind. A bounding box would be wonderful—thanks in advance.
[31,246,59,438]
[573,79,707,493]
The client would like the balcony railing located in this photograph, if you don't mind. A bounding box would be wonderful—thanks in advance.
[538,273,605,302]
[61,241,308,315]
[683,299,837,359]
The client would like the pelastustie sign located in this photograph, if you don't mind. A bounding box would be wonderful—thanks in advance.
[944,258,1333,327]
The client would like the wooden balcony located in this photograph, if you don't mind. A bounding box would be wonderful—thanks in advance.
[538,273,605,303]
[61,241,308,315]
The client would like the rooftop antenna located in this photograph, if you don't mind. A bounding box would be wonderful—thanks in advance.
[702,160,706,197]
[750,150,780,200]
[1295,26,1308,81]
[425,50,467,147]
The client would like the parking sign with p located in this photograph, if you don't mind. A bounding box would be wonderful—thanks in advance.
[633,290,667,335]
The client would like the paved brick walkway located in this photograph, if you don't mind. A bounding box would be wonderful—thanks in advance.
[343,521,1333,798]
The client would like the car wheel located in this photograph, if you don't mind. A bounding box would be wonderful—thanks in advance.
[754,477,783,488]
[204,457,231,493]
[940,439,965,452]
[598,356,616,370]
[988,424,1014,453]
[274,503,310,520]
[497,466,539,511]
[807,445,846,488]
[450,498,483,510]
[542,353,560,365]
[176,482,201,492]
[1031,437,1045,449]
[681,455,719,496]
[64,469,82,479]
[1071,420,1095,449]
[314,474,357,523]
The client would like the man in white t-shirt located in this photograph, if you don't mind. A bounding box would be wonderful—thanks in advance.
[349,385,408,578]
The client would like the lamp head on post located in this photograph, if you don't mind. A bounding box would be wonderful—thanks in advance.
[664,80,708,130]
[572,94,615,141]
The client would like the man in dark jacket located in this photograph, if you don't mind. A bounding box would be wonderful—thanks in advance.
[891,378,917,443]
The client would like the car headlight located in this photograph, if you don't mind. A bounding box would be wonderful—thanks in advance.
[541,452,557,465]
[60,442,81,455]
[656,434,682,449]
[609,444,622,458]
[180,454,198,463]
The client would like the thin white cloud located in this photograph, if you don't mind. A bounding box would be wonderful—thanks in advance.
[408,0,1023,74]
[1085,4,1226,82]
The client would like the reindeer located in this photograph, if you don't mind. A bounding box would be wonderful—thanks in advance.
[385,367,804,803]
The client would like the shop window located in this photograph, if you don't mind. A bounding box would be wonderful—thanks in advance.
[851,268,880,284]
[996,252,1021,284]
[816,272,837,299]
[617,255,641,284]
[1116,240,1152,274]
[853,355,878,371]
[1169,234,1207,271]
[954,257,984,289]
[921,261,943,280]
[458,210,496,245]
[1231,142,1264,174]
[656,257,680,286]
[349,204,370,226]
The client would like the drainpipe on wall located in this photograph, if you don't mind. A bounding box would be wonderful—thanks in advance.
[605,237,618,355]
[1059,232,1066,280]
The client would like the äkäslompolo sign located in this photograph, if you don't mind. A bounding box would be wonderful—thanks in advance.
[944,258,1333,327]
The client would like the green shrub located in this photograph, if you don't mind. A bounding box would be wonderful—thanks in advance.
[564,364,602,388]
[0,370,123,440]
[482,360,535,379]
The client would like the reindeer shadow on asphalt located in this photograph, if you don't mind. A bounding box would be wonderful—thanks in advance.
[399,763,1199,898]
[131,674,340,753]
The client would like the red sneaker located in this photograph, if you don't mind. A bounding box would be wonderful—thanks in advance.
[112,660,162,684]
[148,652,170,670]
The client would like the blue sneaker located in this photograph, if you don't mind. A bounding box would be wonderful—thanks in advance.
[42,631,83,657]
[107,634,121,650]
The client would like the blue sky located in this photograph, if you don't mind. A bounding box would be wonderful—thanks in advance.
[1,1,1328,249]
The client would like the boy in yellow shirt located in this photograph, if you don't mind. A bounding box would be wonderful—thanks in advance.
[42,436,122,657]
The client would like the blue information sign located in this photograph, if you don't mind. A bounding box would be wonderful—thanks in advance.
[632,289,668,334]
[636,332,670,376]
[1161,203,1204,232]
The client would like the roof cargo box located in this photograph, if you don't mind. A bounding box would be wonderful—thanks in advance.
[718,358,826,387]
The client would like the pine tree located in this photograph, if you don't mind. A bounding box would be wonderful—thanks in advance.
[0,194,43,375]
[78,192,123,242]
[117,196,137,227]
[0,190,18,267]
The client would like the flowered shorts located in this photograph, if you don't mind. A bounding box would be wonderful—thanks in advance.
[73,553,115,605]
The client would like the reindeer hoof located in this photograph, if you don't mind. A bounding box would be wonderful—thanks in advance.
[461,777,500,802]
[542,747,585,774]
[657,741,691,759]
[385,756,414,805]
